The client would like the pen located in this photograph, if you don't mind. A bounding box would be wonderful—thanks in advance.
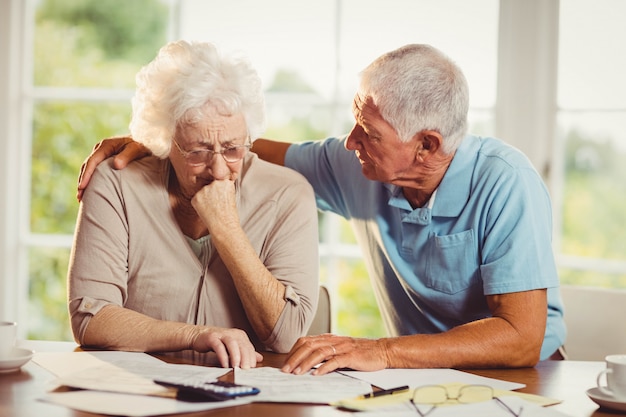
[360,385,409,399]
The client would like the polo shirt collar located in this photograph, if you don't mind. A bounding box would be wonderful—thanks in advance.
[385,135,479,218]
[433,135,479,217]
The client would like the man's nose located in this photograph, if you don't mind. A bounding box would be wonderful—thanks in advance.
[345,124,362,151]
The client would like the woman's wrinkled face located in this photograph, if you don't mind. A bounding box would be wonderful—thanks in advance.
[169,110,249,198]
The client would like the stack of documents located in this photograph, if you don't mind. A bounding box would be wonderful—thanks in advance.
[31,351,567,417]
[234,366,371,403]
[33,351,250,416]
[32,351,370,416]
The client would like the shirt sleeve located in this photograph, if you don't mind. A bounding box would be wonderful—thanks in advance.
[67,159,129,344]
[249,170,320,352]
[285,135,360,218]
[479,162,560,294]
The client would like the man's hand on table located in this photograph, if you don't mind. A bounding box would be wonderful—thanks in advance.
[281,334,389,376]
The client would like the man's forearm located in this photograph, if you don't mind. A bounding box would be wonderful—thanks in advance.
[251,139,291,166]
[384,316,544,369]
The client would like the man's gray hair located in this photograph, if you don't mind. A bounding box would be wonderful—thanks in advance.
[359,44,469,154]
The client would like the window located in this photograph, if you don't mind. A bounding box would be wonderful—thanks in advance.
[554,0,626,288]
[2,0,172,340]
[2,0,620,343]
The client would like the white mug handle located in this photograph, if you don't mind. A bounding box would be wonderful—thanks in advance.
[597,368,614,397]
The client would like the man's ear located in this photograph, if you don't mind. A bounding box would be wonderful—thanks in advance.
[415,130,443,159]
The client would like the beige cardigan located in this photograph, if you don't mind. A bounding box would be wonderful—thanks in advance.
[68,153,319,352]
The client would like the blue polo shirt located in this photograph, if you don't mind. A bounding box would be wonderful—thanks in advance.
[285,134,565,360]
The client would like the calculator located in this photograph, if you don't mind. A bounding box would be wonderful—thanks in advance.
[154,379,260,402]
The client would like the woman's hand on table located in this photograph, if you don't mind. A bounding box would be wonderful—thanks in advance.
[192,327,263,369]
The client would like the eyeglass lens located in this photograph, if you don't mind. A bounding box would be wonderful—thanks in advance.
[187,146,248,164]
[174,139,250,165]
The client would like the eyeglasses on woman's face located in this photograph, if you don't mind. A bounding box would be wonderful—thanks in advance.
[409,385,524,417]
[173,137,251,166]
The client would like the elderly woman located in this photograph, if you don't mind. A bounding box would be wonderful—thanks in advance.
[67,40,319,369]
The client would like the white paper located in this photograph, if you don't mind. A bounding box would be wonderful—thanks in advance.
[55,360,229,395]
[32,351,244,416]
[41,391,253,417]
[339,368,525,391]
[32,351,164,377]
[234,366,372,403]
[33,351,229,396]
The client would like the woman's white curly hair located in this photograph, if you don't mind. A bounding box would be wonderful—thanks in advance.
[129,40,266,158]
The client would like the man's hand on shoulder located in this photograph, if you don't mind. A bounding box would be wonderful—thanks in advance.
[76,135,151,202]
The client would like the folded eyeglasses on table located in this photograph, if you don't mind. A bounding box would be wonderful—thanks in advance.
[409,384,524,417]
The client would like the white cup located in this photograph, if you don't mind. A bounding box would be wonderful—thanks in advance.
[597,354,626,400]
[0,321,17,360]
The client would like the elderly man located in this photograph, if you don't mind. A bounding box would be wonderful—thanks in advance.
[77,43,565,374]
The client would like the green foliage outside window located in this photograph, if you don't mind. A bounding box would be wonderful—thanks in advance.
[28,247,73,341]
[36,0,167,73]
[558,130,626,288]
[32,102,131,234]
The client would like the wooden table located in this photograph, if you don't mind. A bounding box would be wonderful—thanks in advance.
[0,340,616,417]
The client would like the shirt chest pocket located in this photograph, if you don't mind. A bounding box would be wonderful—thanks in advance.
[425,230,479,294]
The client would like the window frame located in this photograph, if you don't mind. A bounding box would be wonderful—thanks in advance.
[0,0,30,330]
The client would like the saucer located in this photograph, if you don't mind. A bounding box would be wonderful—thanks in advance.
[0,347,34,373]
[586,387,626,413]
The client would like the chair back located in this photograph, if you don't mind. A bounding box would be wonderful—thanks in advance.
[560,285,626,360]
[307,285,331,335]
